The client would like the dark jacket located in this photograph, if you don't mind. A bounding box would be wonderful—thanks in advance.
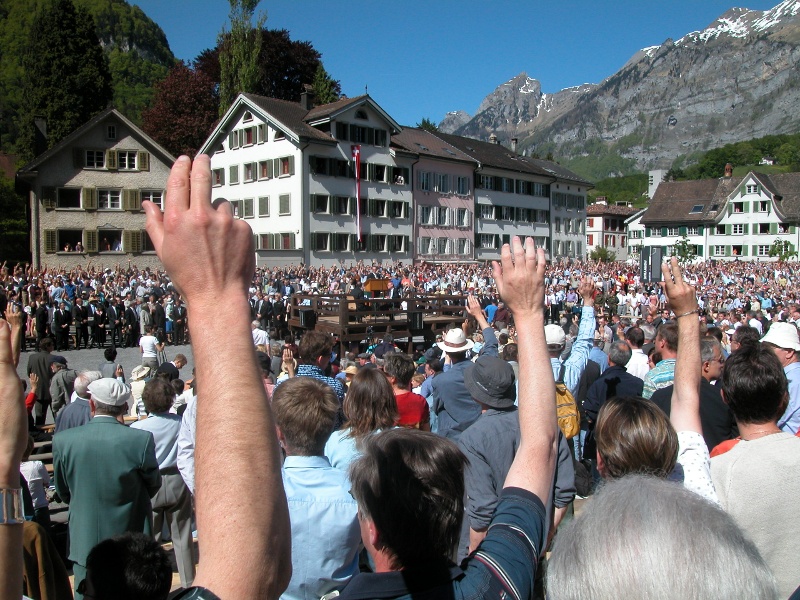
[583,365,644,425]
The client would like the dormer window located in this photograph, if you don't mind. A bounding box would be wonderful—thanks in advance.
[243,111,253,122]
[355,109,368,120]
[690,205,703,214]
[106,125,116,140]
[746,184,758,194]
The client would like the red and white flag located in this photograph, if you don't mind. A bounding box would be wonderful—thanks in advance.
[352,144,362,242]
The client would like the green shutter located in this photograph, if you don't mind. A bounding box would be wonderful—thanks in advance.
[138,151,150,172]
[725,225,732,235]
[122,189,141,211]
[288,155,295,175]
[289,232,296,249]
[752,245,759,256]
[743,201,750,213]
[725,245,731,257]
[82,188,97,210]
[792,226,797,234]
[123,230,142,253]
[679,226,687,236]
[697,225,704,235]
[84,229,98,252]
[43,230,57,253]
[742,224,749,234]
[645,227,651,237]
[106,150,117,170]
[696,245,703,257]
[41,187,56,209]
[770,223,778,234]
[741,245,748,256]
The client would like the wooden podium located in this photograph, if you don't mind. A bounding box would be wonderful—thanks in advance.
[364,279,389,297]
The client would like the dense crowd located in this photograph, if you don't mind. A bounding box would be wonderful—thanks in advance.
[1,158,800,600]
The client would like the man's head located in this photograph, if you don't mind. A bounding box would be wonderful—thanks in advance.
[142,377,174,415]
[173,353,188,370]
[722,342,788,426]
[383,353,415,391]
[700,337,725,382]
[655,323,678,358]
[760,322,800,367]
[464,355,516,409]
[349,429,467,569]
[82,532,172,600]
[625,327,644,350]
[298,331,334,368]
[545,324,567,356]
[272,377,338,456]
[74,370,102,400]
[608,341,632,368]
[39,338,54,353]
[251,320,261,330]
[87,378,131,417]
[49,355,67,374]
[436,328,473,362]
[104,347,117,362]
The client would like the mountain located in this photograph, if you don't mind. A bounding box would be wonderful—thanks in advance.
[439,0,800,180]
[0,0,175,154]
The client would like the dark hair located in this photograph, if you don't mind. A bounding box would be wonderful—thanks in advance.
[39,338,54,352]
[84,532,172,600]
[426,358,443,373]
[595,396,678,479]
[142,377,174,414]
[706,326,723,344]
[625,327,645,348]
[656,323,679,352]
[722,343,788,425]
[170,379,185,397]
[731,325,760,350]
[272,377,338,455]
[498,333,509,345]
[349,429,467,569]
[343,368,398,438]
[104,347,117,361]
[298,331,333,363]
[502,343,518,362]
[383,353,416,388]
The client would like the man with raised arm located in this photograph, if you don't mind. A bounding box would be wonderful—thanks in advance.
[143,155,291,599]
[337,237,558,599]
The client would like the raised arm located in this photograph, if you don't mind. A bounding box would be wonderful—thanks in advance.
[664,257,702,435]
[143,156,291,598]
[0,319,27,598]
[493,237,557,501]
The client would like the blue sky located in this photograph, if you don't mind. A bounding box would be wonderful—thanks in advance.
[134,0,779,126]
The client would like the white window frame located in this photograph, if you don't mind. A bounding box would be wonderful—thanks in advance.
[98,189,121,210]
[117,151,137,170]
[667,227,680,236]
[713,245,725,256]
[85,150,104,169]
[140,190,163,211]
[687,226,699,236]
[732,224,744,235]
[757,245,770,256]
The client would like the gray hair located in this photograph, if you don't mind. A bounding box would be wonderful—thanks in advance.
[74,370,102,399]
[547,475,777,599]
[640,324,656,343]
[701,337,723,364]
[251,320,261,329]
[608,341,632,367]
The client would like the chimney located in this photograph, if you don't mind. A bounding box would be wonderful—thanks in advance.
[724,163,733,178]
[489,133,498,145]
[34,116,48,158]
[511,138,518,154]
[300,84,314,110]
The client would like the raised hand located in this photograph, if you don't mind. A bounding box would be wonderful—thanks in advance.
[492,237,545,322]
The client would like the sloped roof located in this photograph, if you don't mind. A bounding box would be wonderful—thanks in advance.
[18,107,176,173]
[430,131,591,185]
[304,95,369,121]
[641,177,740,225]
[756,172,800,220]
[241,94,334,143]
[391,128,476,163]
[586,203,639,216]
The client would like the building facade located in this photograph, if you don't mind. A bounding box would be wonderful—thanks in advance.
[17,108,175,269]
[585,201,639,261]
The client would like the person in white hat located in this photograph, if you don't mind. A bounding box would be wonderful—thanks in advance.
[431,295,497,440]
[53,378,161,597]
[761,321,800,434]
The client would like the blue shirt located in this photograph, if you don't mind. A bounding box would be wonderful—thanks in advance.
[324,428,361,473]
[281,456,361,600]
[779,362,800,434]
[551,306,595,396]
[588,346,609,374]
[131,412,182,470]
[279,364,346,401]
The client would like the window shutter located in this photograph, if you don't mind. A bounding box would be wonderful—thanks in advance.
[725,225,732,235]
[741,245,748,256]
[106,150,117,170]
[73,148,83,168]
[123,230,142,253]
[138,152,150,171]
[368,198,375,217]
[727,203,733,216]
[695,245,703,257]
[44,230,57,253]
[273,159,280,178]
[403,202,410,219]
[41,187,56,209]
[253,234,260,250]
[288,155,295,175]
[792,226,798,234]
[743,201,749,213]
[82,187,97,210]
[258,196,269,217]
[288,232,296,249]
[84,229,98,252]
[661,227,668,237]
[697,225,703,235]
[265,160,273,179]
[770,223,778,234]
[310,232,317,250]
[645,227,651,237]
[679,226,687,236]
[123,189,141,211]
[742,224,749,234]
[752,245,758,256]
[725,245,731,257]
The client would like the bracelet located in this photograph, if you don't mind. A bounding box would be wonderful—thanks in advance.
[675,309,699,319]
[0,488,24,525]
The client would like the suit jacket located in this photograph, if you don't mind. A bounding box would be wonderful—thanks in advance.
[151,303,166,330]
[35,305,49,335]
[53,416,161,565]
[583,365,644,423]
[26,351,52,403]
[52,309,71,332]
[71,304,87,330]
[124,306,138,329]
[651,379,739,451]
[252,299,272,322]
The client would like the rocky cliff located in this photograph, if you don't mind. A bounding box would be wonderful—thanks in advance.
[440,0,800,178]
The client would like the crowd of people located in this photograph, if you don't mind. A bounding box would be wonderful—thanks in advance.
[1,155,800,600]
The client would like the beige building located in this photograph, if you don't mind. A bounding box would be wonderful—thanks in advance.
[17,108,175,269]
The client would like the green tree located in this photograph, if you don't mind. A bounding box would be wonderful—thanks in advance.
[218,0,265,116]
[769,238,797,262]
[0,176,28,263]
[416,118,438,132]
[589,247,616,262]
[775,143,799,167]
[18,0,112,163]
[672,235,696,265]
[311,64,339,105]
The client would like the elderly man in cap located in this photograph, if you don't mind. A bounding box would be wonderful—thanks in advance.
[457,355,575,560]
[431,295,498,440]
[53,378,161,598]
[761,322,800,434]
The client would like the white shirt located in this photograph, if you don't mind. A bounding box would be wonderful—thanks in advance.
[252,328,269,346]
[140,334,159,358]
[626,348,650,381]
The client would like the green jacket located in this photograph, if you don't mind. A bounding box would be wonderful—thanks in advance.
[53,415,161,565]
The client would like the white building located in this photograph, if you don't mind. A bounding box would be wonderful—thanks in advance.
[648,169,668,199]
[585,201,639,261]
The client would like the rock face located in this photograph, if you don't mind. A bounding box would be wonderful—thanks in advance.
[440,0,800,176]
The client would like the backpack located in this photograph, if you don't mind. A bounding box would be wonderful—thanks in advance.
[556,363,580,439]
